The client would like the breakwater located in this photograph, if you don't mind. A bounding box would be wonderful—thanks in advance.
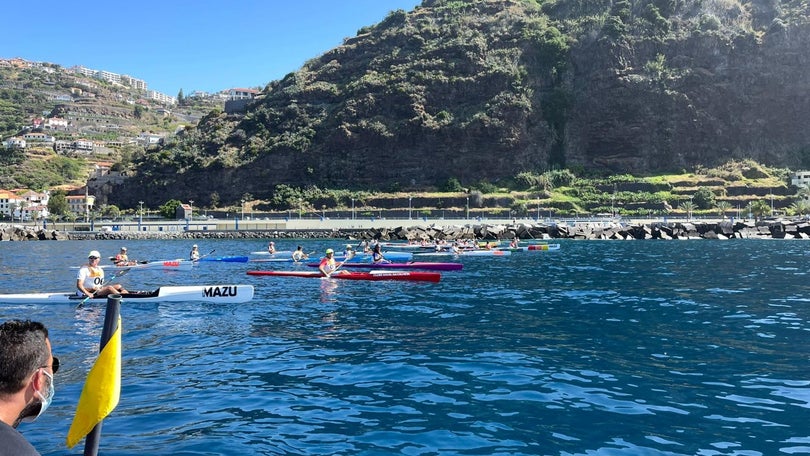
[3,219,809,242]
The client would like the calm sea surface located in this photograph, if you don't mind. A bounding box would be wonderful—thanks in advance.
[0,238,808,455]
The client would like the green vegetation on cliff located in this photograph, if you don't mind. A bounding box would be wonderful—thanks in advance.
[111,0,810,211]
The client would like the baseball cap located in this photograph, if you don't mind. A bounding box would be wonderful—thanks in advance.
[325,248,334,254]
[193,244,198,248]
[121,247,127,251]
[88,250,101,258]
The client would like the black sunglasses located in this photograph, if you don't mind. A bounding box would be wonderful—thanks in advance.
[89,256,99,260]
[40,356,59,374]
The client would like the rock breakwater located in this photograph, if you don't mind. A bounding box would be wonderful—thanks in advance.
[2,219,808,242]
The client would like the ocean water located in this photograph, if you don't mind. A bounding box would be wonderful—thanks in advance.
[0,238,807,455]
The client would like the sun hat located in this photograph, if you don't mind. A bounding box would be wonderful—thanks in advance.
[193,244,198,248]
[326,248,334,254]
[88,250,101,258]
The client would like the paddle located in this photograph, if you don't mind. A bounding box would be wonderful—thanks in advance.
[193,249,216,261]
[292,251,316,263]
[109,256,147,265]
[77,268,131,309]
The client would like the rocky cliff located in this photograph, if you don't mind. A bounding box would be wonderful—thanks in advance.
[106,0,810,209]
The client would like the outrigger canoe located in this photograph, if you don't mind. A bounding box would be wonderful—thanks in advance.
[305,261,462,271]
[197,256,249,263]
[247,270,441,282]
[250,250,294,256]
[0,285,255,304]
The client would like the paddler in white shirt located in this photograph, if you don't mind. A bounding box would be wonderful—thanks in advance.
[292,245,308,262]
[76,250,128,298]
[268,241,276,254]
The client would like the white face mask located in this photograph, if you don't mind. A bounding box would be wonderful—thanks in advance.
[21,370,55,423]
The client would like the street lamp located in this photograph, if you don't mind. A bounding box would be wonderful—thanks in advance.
[189,200,193,220]
[408,196,412,220]
[466,197,469,220]
[138,200,143,230]
[351,198,355,220]
[689,196,694,221]
[241,199,245,220]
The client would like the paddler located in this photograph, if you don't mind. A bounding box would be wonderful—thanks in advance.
[189,244,200,261]
[268,241,276,254]
[113,246,136,266]
[318,248,348,277]
[76,250,128,299]
[291,245,308,262]
[371,244,389,264]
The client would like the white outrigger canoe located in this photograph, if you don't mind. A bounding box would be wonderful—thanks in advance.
[0,285,255,304]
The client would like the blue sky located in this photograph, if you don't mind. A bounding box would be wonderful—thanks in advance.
[2,1,422,96]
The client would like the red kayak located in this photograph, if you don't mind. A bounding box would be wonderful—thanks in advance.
[304,262,462,271]
[246,270,441,282]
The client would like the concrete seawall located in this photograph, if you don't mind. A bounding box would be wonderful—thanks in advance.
[3,218,808,241]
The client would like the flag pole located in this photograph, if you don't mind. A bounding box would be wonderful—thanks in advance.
[83,294,121,456]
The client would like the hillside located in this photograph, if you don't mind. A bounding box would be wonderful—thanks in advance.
[0,60,220,190]
[102,0,810,211]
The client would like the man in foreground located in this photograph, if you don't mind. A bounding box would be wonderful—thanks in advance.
[0,319,59,456]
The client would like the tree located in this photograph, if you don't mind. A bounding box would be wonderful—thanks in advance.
[678,201,694,220]
[102,205,121,220]
[47,190,69,218]
[159,199,182,219]
[747,200,771,220]
[715,201,732,218]
[177,88,185,106]
[790,200,810,216]
[442,178,463,192]
[693,188,716,209]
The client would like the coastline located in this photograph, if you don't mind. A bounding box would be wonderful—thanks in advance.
[2,217,806,241]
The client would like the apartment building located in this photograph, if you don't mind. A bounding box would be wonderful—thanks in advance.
[0,189,21,218]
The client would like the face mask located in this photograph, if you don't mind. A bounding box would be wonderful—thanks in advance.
[20,370,55,423]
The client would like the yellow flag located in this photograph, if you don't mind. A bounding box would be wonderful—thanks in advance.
[66,317,122,448]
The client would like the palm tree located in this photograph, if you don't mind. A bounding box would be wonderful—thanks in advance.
[747,200,771,221]
[715,201,732,219]
[678,201,694,220]
[790,200,810,216]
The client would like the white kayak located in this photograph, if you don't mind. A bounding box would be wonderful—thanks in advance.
[250,250,293,256]
[0,285,255,304]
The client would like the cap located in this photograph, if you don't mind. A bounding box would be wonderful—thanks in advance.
[345,244,353,249]
[325,248,334,254]
[270,241,275,245]
[192,244,198,248]
[121,247,127,251]
[88,250,101,258]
